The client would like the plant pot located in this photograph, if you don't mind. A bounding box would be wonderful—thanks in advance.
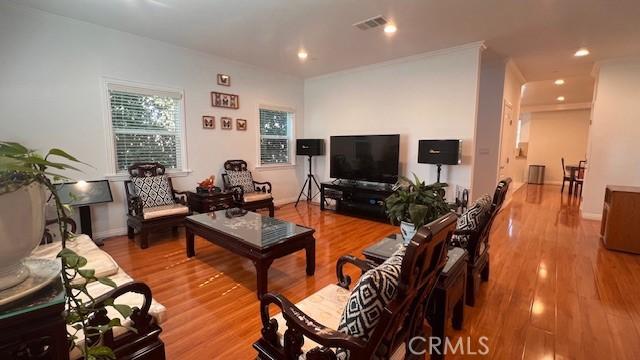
[0,182,46,290]
[400,221,417,245]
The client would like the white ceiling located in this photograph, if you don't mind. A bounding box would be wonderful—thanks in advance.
[12,0,640,80]
[522,76,595,107]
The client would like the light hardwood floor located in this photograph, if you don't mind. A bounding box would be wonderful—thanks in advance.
[102,185,640,359]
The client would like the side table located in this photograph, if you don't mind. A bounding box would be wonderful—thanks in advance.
[187,190,235,213]
[0,278,68,360]
[363,234,468,360]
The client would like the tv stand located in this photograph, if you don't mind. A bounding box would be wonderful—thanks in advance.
[320,181,395,221]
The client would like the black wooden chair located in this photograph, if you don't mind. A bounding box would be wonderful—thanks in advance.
[253,213,457,360]
[452,178,511,306]
[561,157,573,193]
[573,160,586,197]
[221,160,275,217]
[124,162,190,249]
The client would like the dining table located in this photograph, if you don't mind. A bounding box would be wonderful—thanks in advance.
[565,164,584,195]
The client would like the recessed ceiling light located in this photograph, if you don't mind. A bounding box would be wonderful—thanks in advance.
[557,96,565,102]
[383,24,397,34]
[297,50,308,60]
[574,48,590,57]
[554,79,565,85]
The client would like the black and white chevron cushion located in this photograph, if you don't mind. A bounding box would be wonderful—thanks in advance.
[336,246,406,359]
[450,194,492,248]
[131,175,175,208]
[226,170,255,194]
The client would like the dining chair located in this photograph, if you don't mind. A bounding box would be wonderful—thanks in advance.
[561,157,573,194]
[574,160,586,197]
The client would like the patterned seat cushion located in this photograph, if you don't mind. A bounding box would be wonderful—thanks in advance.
[226,170,255,194]
[450,194,492,249]
[336,246,406,359]
[131,175,175,208]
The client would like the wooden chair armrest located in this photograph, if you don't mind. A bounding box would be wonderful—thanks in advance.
[45,217,77,233]
[173,189,188,205]
[452,229,478,236]
[253,180,272,193]
[336,255,376,289]
[259,293,367,359]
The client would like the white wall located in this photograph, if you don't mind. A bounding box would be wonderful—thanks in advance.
[303,44,483,200]
[582,57,640,218]
[0,2,305,238]
[526,109,590,184]
[501,61,526,185]
[472,51,505,199]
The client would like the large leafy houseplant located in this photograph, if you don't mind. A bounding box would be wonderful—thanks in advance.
[0,142,131,360]
[386,174,451,231]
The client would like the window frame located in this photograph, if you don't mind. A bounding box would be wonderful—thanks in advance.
[255,104,296,170]
[102,77,190,180]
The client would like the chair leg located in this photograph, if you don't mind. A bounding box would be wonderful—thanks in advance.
[561,180,565,193]
[127,226,135,240]
[140,231,149,249]
[268,204,274,217]
[481,258,490,282]
[466,270,477,307]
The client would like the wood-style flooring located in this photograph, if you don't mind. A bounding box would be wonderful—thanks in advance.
[102,185,640,359]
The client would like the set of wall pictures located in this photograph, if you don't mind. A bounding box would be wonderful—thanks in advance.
[203,73,245,130]
[202,116,246,131]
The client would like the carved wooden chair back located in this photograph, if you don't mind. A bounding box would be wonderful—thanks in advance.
[223,159,249,172]
[469,178,511,259]
[128,162,167,177]
[361,212,457,359]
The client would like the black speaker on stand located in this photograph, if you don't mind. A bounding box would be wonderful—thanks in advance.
[295,139,325,207]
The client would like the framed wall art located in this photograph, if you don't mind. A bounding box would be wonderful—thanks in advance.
[217,74,231,86]
[211,91,239,109]
[236,119,247,131]
[202,116,215,129]
[221,117,233,130]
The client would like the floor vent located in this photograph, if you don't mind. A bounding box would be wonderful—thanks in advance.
[353,15,388,31]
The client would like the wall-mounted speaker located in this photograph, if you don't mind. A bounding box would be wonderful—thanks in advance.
[296,139,325,156]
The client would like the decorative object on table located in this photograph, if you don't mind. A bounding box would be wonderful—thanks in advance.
[236,118,247,131]
[54,179,113,242]
[418,139,461,183]
[385,173,450,244]
[211,91,239,109]
[221,116,233,130]
[225,207,248,218]
[0,258,62,306]
[222,159,274,217]
[197,175,217,192]
[295,139,326,207]
[125,162,190,249]
[202,115,215,129]
[0,142,131,359]
[217,73,231,86]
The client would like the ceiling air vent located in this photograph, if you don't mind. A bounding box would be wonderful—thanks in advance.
[353,15,388,31]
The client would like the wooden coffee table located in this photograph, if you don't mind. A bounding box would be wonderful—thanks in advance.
[185,209,316,299]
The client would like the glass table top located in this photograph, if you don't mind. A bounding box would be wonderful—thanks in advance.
[187,209,314,249]
[0,278,65,320]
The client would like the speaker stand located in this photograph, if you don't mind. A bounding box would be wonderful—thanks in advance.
[295,155,325,207]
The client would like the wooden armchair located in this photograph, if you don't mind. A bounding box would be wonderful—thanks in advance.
[452,178,511,306]
[221,160,275,217]
[253,213,457,360]
[124,162,190,249]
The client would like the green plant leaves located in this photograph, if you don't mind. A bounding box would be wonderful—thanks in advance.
[386,172,450,229]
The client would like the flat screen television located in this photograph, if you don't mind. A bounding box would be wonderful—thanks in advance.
[330,135,400,184]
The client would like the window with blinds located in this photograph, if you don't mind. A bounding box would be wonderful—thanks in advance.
[259,108,294,165]
[108,85,184,172]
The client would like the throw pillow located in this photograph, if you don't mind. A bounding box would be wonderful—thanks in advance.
[450,194,492,249]
[226,170,255,194]
[131,175,175,208]
[336,246,406,359]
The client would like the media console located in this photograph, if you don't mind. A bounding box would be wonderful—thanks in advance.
[320,181,395,221]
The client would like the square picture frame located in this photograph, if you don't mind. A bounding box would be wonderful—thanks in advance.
[221,117,233,130]
[236,119,247,131]
[202,116,215,129]
[217,74,231,86]
[211,91,239,109]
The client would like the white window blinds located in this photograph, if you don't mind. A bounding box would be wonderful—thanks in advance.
[259,108,293,165]
[108,86,184,172]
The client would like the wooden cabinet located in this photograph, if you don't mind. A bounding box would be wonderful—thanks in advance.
[187,190,235,213]
[601,185,640,254]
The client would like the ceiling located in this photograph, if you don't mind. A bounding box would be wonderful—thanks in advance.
[521,76,595,107]
[12,0,640,80]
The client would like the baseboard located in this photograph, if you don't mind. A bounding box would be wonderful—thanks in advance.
[94,227,128,240]
[274,197,298,207]
[581,211,602,221]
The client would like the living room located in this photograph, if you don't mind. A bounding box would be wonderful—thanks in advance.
[2,1,640,359]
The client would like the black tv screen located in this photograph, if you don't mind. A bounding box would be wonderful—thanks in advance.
[330,135,400,184]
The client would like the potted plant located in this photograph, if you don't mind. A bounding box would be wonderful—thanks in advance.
[385,174,451,244]
[0,142,131,359]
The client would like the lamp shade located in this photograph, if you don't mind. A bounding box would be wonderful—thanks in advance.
[418,140,461,165]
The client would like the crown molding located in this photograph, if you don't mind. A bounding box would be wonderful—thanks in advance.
[521,102,592,113]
